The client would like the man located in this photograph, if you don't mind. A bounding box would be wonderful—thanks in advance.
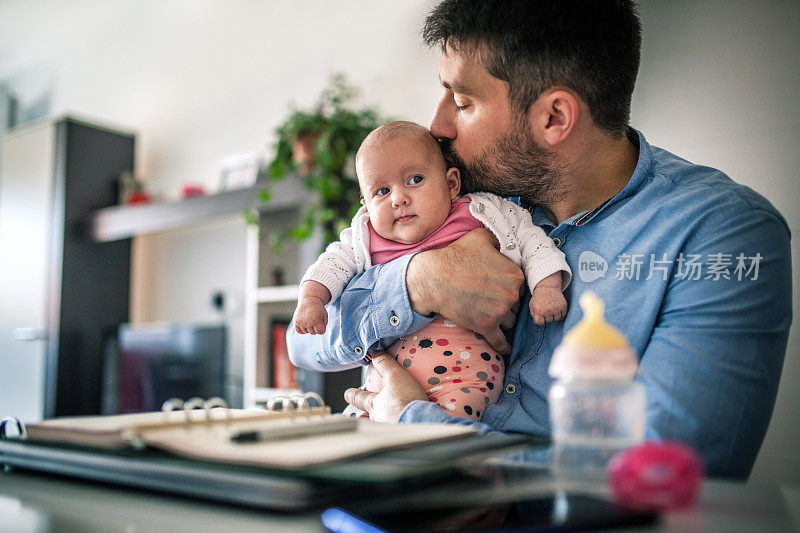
[288,0,791,479]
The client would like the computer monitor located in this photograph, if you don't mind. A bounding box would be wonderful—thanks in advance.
[102,323,227,414]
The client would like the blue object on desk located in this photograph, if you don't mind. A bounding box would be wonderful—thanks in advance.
[321,508,383,533]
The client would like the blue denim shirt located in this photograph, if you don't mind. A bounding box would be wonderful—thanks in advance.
[287,129,792,479]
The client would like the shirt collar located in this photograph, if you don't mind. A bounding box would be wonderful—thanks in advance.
[528,127,653,229]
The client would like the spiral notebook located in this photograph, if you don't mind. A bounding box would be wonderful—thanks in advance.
[6,394,476,469]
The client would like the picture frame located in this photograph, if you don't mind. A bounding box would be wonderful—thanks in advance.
[218,151,262,191]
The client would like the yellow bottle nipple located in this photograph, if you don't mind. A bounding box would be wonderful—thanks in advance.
[561,291,628,349]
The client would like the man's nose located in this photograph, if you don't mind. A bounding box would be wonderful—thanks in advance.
[430,93,456,141]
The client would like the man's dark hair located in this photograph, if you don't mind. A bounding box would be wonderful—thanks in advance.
[423,0,641,136]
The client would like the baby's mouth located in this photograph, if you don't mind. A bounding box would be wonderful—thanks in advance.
[395,215,416,223]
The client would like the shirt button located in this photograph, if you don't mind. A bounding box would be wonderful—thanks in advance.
[505,384,516,395]
[506,242,516,250]
[354,346,363,355]
[552,237,561,247]
[477,203,485,214]
[389,315,400,326]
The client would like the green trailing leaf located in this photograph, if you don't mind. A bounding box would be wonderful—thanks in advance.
[318,207,337,224]
[270,234,284,255]
[242,209,258,227]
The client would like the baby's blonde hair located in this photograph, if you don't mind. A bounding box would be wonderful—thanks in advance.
[356,120,448,175]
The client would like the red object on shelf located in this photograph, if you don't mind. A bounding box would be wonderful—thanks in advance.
[126,190,152,205]
[181,184,206,199]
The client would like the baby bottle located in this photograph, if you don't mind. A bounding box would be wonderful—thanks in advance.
[548,291,645,479]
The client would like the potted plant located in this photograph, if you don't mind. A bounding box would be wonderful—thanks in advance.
[253,74,385,252]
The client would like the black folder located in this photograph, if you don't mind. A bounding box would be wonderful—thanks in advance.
[0,432,541,512]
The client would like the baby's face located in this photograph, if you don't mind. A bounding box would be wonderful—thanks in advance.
[358,135,460,245]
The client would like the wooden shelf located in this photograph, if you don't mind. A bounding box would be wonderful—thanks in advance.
[255,285,300,303]
[92,177,303,242]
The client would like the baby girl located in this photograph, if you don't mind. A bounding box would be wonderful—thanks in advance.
[292,121,571,421]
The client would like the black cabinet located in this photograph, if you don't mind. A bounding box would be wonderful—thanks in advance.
[0,117,134,418]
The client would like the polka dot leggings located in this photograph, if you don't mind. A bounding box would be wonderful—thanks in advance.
[348,316,505,422]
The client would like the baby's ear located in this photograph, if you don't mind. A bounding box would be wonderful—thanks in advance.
[446,167,461,200]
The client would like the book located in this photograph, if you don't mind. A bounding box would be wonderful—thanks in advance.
[271,319,297,389]
[6,394,477,470]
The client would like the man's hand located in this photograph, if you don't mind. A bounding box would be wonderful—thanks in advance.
[406,228,523,354]
[343,354,428,423]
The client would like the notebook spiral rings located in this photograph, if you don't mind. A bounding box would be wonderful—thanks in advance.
[0,416,26,439]
[157,396,229,425]
[265,392,326,414]
[156,391,329,427]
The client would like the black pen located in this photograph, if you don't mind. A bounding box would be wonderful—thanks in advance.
[229,416,357,443]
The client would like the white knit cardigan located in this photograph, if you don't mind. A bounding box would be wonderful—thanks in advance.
[301,192,572,301]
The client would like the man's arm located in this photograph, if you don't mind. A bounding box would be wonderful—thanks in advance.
[637,208,791,479]
[406,228,524,355]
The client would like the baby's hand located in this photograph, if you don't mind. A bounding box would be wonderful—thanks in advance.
[529,285,567,326]
[293,297,328,334]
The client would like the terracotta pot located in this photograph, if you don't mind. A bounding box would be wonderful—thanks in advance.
[291,131,321,176]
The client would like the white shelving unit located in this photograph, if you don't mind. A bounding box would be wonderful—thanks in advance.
[242,197,325,408]
[255,285,300,303]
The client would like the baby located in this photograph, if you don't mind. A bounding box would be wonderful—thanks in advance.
[293,121,571,421]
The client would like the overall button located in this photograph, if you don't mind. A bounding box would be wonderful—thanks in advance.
[354,346,363,355]
[505,384,517,395]
[389,315,400,326]
[506,242,516,250]
[477,203,486,214]
[552,237,562,247]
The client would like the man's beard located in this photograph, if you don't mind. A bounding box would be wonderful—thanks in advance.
[439,119,566,207]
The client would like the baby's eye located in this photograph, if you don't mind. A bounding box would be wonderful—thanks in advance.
[408,175,424,185]
[375,187,390,196]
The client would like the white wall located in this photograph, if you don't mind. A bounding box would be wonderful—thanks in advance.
[0,0,796,482]
[632,0,799,484]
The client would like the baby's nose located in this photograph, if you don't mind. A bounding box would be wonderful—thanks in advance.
[391,192,409,207]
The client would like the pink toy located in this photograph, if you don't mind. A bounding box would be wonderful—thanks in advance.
[607,441,703,511]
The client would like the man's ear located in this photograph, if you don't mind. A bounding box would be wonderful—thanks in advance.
[528,88,579,148]
[446,167,461,200]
